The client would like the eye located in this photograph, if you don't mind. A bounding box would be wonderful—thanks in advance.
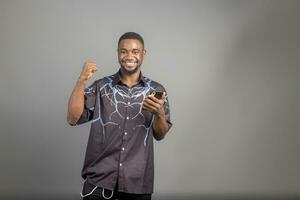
[120,50,127,54]
[132,50,140,55]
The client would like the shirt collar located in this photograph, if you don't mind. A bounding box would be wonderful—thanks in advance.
[112,69,147,87]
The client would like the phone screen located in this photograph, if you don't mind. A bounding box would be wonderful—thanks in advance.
[154,91,164,99]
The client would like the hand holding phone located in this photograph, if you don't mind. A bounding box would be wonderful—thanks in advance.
[143,91,165,115]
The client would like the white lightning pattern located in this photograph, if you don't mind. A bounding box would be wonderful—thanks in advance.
[87,76,156,146]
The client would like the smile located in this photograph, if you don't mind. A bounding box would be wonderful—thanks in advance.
[123,61,137,65]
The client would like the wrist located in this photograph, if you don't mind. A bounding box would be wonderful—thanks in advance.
[78,75,87,82]
[77,76,87,86]
[155,110,165,119]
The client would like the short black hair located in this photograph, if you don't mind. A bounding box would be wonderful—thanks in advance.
[118,32,144,47]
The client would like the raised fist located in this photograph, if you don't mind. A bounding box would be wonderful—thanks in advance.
[79,61,97,81]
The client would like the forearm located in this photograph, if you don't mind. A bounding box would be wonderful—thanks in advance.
[67,77,86,125]
[153,113,170,140]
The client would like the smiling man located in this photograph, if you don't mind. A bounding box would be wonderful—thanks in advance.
[67,32,172,200]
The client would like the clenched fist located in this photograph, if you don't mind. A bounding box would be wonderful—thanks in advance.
[79,61,97,81]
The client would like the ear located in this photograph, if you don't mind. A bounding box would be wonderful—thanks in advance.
[143,49,147,55]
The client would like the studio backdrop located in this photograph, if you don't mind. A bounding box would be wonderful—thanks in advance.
[0,0,299,199]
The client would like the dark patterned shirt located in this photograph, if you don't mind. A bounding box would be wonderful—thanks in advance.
[76,70,172,194]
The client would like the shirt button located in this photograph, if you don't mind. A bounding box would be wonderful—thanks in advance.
[120,163,123,167]
[124,132,127,135]
[126,116,129,120]
[122,147,125,151]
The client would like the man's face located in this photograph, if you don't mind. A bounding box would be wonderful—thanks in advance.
[118,39,146,74]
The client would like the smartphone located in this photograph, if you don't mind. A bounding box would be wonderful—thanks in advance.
[153,91,164,99]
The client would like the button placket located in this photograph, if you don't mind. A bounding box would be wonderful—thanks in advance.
[119,91,130,175]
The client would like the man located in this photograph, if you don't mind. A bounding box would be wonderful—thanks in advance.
[67,32,172,200]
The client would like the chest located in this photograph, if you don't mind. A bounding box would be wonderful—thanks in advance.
[99,84,153,124]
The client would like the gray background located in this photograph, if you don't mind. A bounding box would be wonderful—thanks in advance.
[0,0,299,199]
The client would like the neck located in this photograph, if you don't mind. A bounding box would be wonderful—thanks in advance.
[119,68,141,88]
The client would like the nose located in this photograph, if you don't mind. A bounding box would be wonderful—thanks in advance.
[126,51,133,57]
[124,52,135,60]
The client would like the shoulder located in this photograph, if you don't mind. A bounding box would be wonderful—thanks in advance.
[143,76,167,92]
[93,74,115,86]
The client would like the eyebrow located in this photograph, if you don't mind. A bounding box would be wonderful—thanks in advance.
[118,48,142,51]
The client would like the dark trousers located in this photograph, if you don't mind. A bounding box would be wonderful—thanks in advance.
[81,180,152,200]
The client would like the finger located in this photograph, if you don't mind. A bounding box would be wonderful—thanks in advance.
[146,92,155,97]
[84,64,95,70]
[88,65,97,72]
[142,104,151,111]
[91,68,97,73]
[143,100,159,111]
[147,95,162,104]
[84,66,95,74]
[145,96,163,107]
[143,100,153,108]
[88,65,97,70]
[86,63,97,70]
[143,102,156,112]
[87,74,92,80]
[144,98,160,108]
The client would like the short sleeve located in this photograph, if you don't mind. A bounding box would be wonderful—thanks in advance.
[154,86,172,129]
[163,91,172,129]
[76,81,98,125]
